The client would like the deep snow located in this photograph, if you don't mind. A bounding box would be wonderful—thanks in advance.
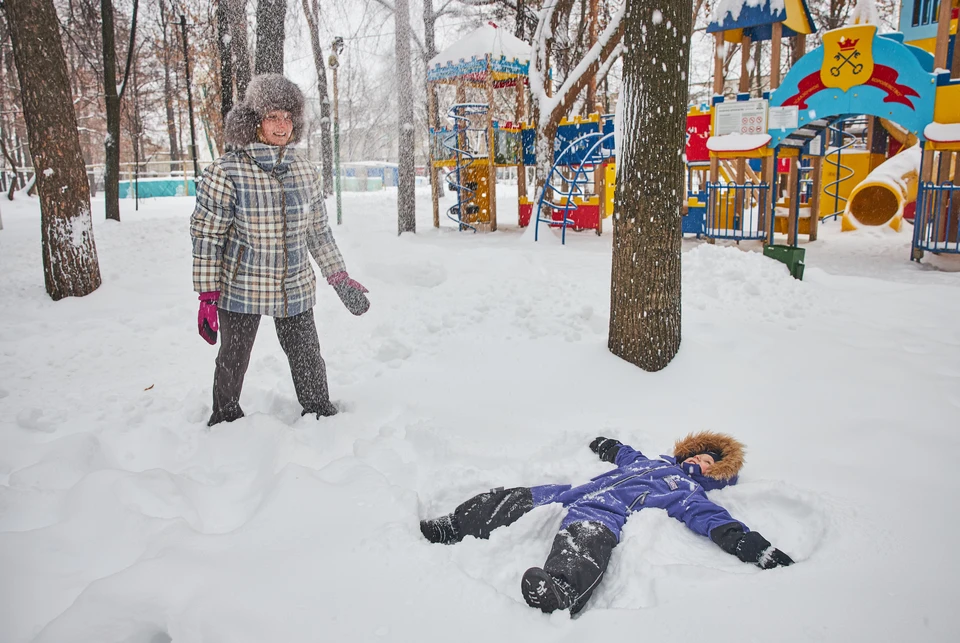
[1,185,959,642]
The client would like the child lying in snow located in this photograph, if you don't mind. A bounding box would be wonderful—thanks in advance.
[420,431,793,615]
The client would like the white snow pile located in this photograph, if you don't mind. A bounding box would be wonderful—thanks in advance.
[711,0,786,24]
[924,121,960,143]
[857,144,922,194]
[849,0,880,25]
[2,183,960,643]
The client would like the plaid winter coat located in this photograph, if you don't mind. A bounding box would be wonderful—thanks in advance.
[190,143,346,318]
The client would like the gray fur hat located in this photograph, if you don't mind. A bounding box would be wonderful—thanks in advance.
[225,73,305,147]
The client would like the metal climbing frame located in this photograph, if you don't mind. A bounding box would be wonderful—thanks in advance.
[441,103,489,232]
[822,118,859,221]
[534,131,615,244]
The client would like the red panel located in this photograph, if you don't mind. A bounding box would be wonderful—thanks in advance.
[686,114,712,163]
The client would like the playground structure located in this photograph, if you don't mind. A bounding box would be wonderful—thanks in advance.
[426,23,617,242]
[688,0,959,261]
[423,3,958,258]
[426,23,531,232]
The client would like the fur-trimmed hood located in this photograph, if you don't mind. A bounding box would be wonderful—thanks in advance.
[224,74,305,147]
[673,431,745,482]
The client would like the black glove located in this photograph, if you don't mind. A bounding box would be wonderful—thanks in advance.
[710,522,794,569]
[589,437,623,464]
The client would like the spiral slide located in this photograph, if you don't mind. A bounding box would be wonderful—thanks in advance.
[841,145,922,233]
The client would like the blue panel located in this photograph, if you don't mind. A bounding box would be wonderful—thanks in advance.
[768,30,938,148]
[522,128,536,166]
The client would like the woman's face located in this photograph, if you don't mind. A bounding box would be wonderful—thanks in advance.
[259,110,293,146]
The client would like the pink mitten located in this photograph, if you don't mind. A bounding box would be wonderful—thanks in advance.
[198,291,220,344]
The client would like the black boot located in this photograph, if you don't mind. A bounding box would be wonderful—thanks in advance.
[301,401,339,419]
[420,487,535,544]
[420,514,459,544]
[208,403,245,427]
[521,567,575,613]
[522,521,618,615]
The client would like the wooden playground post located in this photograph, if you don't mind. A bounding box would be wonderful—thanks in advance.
[710,33,724,199]
[808,155,822,241]
[485,54,498,232]
[515,77,527,219]
[787,153,799,245]
[761,23,783,241]
[428,80,441,228]
[934,0,954,70]
[734,34,752,229]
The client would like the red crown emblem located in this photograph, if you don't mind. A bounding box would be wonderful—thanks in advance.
[838,37,859,51]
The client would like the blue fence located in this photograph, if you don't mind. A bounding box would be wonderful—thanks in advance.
[704,182,770,241]
[913,182,960,255]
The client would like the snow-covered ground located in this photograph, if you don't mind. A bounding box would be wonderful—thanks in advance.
[2,186,959,642]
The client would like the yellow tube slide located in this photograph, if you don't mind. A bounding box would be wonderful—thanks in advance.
[841,145,922,232]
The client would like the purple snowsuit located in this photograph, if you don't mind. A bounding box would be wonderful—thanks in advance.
[529,444,746,540]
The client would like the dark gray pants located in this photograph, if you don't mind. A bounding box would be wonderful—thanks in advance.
[209,308,331,426]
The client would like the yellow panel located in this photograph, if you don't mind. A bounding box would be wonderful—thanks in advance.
[819,150,883,213]
[723,28,744,44]
[927,140,960,151]
[605,162,616,217]
[782,0,813,34]
[459,165,492,224]
[906,36,937,54]
[710,148,773,159]
[934,84,960,125]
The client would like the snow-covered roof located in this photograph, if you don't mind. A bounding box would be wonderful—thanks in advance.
[429,24,530,69]
[427,23,530,83]
[707,133,772,152]
[707,0,815,41]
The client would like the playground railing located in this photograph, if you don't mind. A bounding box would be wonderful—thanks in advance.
[704,181,770,241]
[914,182,960,255]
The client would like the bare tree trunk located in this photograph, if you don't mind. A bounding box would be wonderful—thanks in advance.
[101,0,121,221]
[608,0,690,371]
[4,0,102,299]
[217,0,234,130]
[160,0,181,172]
[227,0,252,98]
[301,0,333,194]
[100,0,137,222]
[395,0,416,234]
[254,0,285,75]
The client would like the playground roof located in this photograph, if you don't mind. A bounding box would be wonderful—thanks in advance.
[707,0,816,43]
[427,23,530,86]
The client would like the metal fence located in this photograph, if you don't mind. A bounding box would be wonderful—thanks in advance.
[914,182,960,255]
[705,181,771,241]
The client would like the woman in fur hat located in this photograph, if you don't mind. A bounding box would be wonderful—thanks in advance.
[419,431,793,616]
[190,74,369,426]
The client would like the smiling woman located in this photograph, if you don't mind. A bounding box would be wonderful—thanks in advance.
[190,73,371,426]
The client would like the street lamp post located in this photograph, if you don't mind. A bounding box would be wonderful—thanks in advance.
[328,37,344,225]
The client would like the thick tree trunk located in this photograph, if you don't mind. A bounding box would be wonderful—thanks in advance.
[608,0,691,372]
[227,0,252,98]
[217,0,234,131]
[254,0,286,75]
[101,0,121,221]
[5,0,102,299]
[301,0,334,195]
[160,0,181,172]
[395,0,416,234]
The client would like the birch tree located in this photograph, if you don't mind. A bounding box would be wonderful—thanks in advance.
[608,0,690,371]
[4,0,102,299]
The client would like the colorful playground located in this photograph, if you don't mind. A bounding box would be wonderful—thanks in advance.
[426,0,959,265]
